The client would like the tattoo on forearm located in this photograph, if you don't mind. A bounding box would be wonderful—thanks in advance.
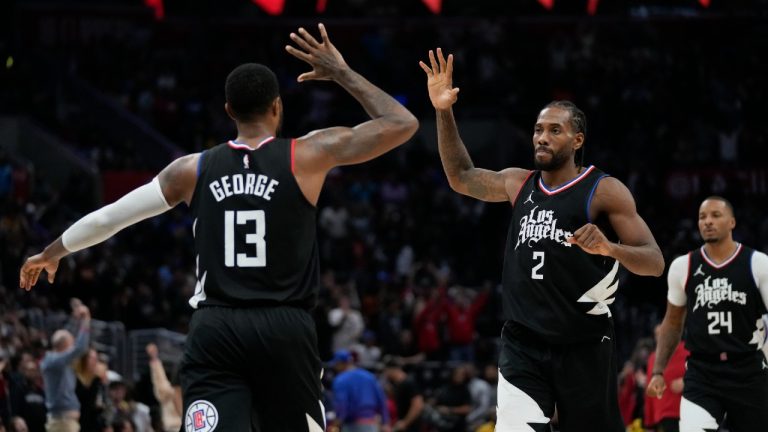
[654,326,683,373]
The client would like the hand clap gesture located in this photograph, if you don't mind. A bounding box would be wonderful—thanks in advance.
[285,23,349,82]
[419,48,460,110]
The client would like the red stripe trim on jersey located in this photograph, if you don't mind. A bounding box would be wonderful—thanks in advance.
[700,243,742,269]
[290,138,297,175]
[537,165,596,196]
[227,136,275,150]
[510,170,535,207]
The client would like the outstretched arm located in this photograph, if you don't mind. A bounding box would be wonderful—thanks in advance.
[285,24,418,204]
[19,154,198,290]
[420,48,529,202]
[569,177,664,276]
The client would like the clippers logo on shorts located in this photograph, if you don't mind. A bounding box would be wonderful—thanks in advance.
[515,206,573,249]
[692,276,747,312]
[185,400,219,432]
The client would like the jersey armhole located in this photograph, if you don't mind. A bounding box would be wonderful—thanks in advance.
[682,252,692,294]
[196,150,206,178]
[585,174,610,223]
[510,171,535,207]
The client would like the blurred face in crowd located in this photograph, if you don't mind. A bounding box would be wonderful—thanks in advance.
[21,359,39,381]
[451,366,468,384]
[698,199,735,244]
[533,107,583,171]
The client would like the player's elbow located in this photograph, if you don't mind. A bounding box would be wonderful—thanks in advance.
[392,113,419,142]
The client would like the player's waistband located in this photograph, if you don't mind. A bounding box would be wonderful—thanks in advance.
[688,350,761,363]
[197,297,313,310]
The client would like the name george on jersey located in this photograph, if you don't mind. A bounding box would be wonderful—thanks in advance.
[515,206,573,249]
[209,173,279,202]
[692,276,747,312]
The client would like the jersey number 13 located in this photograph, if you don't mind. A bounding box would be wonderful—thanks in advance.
[224,210,266,267]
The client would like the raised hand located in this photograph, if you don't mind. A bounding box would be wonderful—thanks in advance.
[285,23,349,82]
[419,48,460,110]
[146,343,159,360]
[19,252,60,291]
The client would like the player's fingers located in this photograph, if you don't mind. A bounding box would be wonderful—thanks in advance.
[297,71,318,82]
[451,88,460,96]
[47,268,57,284]
[419,61,432,76]
[318,23,330,44]
[429,50,439,74]
[290,32,314,52]
[437,48,447,72]
[285,45,312,63]
[446,54,454,80]
[298,27,321,48]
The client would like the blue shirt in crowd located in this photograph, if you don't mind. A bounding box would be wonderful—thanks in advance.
[332,367,390,425]
[40,321,90,414]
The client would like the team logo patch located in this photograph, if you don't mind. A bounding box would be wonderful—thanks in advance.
[185,400,219,432]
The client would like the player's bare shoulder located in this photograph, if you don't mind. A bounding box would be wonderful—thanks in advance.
[158,153,201,206]
[502,167,534,204]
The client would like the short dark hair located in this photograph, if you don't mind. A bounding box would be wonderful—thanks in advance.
[544,100,587,167]
[702,195,735,217]
[225,63,280,122]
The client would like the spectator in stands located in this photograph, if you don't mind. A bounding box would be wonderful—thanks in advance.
[74,349,109,431]
[8,417,28,432]
[328,349,389,432]
[382,359,423,432]
[444,287,489,362]
[465,363,493,431]
[329,296,365,352]
[40,301,90,432]
[9,355,46,432]
[426,365,471,432]
[106,377,151,432]
[144,343,181,432]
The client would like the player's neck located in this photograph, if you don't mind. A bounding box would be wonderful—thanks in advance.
[702,238,738,264]
[233,123,276,149]
[540,163,583,190]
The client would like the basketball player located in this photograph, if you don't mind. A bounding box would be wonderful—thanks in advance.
[20,24,418,432]
[647,196,768,431]
[419,48,664,431]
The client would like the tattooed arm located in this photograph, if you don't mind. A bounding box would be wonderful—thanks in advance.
[421,49,529,202]
[286,24,418,205]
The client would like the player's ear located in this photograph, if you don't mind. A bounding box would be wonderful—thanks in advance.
[224,102,237,121]
[573,132,585,151]
[271,97,281,117]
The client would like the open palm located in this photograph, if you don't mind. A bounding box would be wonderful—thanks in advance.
[419,48,460,110]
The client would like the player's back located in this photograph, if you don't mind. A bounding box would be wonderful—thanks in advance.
[189,138,318,309]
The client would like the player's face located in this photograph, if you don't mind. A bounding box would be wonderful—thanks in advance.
[698,199,735,243]
[532,107,581,171]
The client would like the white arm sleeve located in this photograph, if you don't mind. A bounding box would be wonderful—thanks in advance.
[751,251,768,310]
[62,177,172,252]
[667,254,690,307]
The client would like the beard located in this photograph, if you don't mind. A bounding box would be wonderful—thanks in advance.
[534,148,571,171]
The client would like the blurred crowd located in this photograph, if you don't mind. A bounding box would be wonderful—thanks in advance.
[2,4,768,431]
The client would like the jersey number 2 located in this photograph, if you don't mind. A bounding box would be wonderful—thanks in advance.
[532,251,545,280]
[224,210,266,267]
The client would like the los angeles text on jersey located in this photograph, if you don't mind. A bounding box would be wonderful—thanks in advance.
[693,276,747,312]
[208,173,279,202]
[515,206,573,249]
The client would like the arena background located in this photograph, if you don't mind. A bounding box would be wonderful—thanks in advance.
[0,1,767,431]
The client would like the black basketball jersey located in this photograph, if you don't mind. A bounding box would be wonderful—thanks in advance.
[502,166,618,343]
[189,138,319,309]
[683,244,767,355]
